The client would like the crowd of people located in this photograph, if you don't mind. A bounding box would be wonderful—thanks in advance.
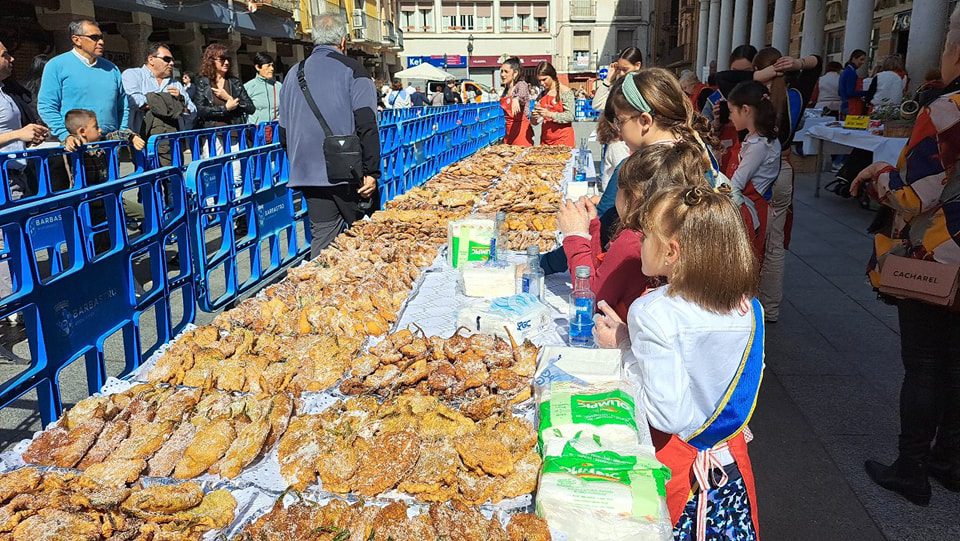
[1,4,960,538]
[0,18,287,192]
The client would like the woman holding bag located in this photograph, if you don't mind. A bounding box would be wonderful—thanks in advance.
[851,4,960,506]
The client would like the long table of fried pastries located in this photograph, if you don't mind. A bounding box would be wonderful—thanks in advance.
[0,144,671,541]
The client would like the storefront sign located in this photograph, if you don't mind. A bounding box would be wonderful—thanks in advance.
[406,55,466,68]
[467,55,553,67]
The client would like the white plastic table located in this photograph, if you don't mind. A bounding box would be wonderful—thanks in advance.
[805,123,909,197]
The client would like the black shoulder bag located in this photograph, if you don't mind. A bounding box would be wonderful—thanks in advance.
[296,61,363,184]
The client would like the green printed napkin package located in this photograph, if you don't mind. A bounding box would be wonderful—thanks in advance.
[537,435,672,541]
[539,381,642,449]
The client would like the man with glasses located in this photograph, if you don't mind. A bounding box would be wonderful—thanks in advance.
[122,42,196,166]
[37,19,128,147]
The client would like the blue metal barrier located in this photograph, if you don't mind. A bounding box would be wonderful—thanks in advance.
[184,144,310,312]
[145,124,256,171]
[1,140,145,208]
[0,166,193,425]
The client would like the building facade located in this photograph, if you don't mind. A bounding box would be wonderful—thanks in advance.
[397,0,649,90]
[656,0,958,90]
[0,0,404,85]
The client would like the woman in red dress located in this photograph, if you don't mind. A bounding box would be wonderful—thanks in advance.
[499,57,534,146]
[532,62,576,147]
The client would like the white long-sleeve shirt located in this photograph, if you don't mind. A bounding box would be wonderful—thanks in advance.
[623,286,762,463]
[814,71,841,112]
[871,71,906,108]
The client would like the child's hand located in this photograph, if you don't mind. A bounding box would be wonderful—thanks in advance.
[64,135,82,152]
[131,135,146,151]
[558,199,591,237]
[579,196,597,222]
[594,301,628,349]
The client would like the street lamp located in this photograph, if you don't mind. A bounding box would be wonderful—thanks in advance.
[466,34,474,81]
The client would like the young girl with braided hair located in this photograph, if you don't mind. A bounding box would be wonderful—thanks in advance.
[542,68,724,275]
[595,186,764,540]
[726,80,782,261]
[558,141,709,321]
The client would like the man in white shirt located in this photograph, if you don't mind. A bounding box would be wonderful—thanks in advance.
[0,41,48,201]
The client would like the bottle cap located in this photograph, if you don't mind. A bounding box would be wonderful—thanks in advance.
[575,265,590,278]
[526,245,539,255]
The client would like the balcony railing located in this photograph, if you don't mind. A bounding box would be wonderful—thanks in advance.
[564,54,598,72]
[570,0,597,19]
[614,0,644,18]
[383,19,397,44]
[353,13,383,43]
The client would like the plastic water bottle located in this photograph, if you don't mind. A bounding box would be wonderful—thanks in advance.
[489,211,506,262]
[574,138,589,183]
[521,245,544,300]
[569,265,595,347]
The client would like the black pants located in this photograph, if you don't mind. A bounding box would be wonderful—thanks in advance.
[897,299,960,463]
[302,184,363,259]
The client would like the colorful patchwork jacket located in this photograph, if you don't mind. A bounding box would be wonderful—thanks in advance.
[866,81,960,287]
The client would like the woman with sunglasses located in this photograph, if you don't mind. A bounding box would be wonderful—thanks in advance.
[194,43,254,128]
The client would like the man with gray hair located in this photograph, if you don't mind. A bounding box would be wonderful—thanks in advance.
[278,14,380,257]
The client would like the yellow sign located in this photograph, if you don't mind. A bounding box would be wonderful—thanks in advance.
[844,115,870,129]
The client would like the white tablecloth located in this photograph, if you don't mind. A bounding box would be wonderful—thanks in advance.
[794,116,835,156]
[805,123,909,166]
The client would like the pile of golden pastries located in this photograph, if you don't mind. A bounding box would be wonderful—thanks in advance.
[149,239,433,394]
[234,498,550,541]
[0,467,235,540]
[12,144,573,537]
[476,147,569,252]
[23,383,291,481]
[277,395,540,505]
[340,328,539,421]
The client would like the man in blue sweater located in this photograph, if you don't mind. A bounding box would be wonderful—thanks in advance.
[37,19,128,147]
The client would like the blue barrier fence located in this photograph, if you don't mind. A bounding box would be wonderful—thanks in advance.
[0,102,504,424]
[377,103,504,205]
[186,144,309,312]
[0,166,193,425]
[574,98,600,121]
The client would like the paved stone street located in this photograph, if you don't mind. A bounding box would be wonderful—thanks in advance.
[2,123,958,539]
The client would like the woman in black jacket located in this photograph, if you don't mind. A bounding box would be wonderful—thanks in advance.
[194,43,254,127]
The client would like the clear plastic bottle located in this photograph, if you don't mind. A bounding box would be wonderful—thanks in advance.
[521,245,544,300]
[575,138,589,183]
[568,265,595,347]
[489,211,506,262]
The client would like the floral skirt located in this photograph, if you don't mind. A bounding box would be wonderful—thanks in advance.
[674,477,757,541]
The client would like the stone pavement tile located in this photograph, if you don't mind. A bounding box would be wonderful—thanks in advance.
[751,372,884,540]
[822,435,960,541]
[777,375,900,437]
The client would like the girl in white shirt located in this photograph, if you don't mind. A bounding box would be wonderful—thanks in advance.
[727,81,782,263]
[595,186,764,539]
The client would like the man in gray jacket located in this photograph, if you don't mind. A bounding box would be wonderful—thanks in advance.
[279,14,380,257]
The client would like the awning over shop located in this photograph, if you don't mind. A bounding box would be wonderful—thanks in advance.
[91,0,297,39]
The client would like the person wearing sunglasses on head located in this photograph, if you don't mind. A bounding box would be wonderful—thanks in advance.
[193,43,254,129]
[121,42,197,166]
[37,19,129,148]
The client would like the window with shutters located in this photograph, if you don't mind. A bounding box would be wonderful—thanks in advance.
[400,1,435,32]
[499,2,548,32]
[440,2,492,31]
[573,30,592,68]
[617,29,634,53]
